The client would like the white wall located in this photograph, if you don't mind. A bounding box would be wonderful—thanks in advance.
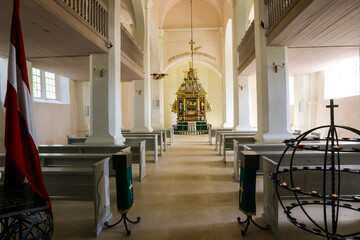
[291,70,360,137]
[33,79,78,144]
[121,81,134,129]
[314,71,360,138]
[76,81,90,136]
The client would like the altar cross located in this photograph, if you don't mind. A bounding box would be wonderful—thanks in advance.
[189,40,195,56]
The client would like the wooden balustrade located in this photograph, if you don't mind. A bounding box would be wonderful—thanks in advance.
[121,24,144,70]
[237,21,255,75]
[265,0,298,30]
[59,0,108,39]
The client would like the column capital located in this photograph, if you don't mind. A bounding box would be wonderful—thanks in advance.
[219,27,225,36]
[158,28,165,39]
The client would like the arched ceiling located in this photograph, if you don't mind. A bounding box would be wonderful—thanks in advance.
[159,0,224,29]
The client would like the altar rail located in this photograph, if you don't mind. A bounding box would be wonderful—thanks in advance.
[237,21,255,75]
[57,0,109,39]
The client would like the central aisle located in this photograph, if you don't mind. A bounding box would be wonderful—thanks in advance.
[102,135,275,240]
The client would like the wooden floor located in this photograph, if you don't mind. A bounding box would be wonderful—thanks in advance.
[52,135,355,240]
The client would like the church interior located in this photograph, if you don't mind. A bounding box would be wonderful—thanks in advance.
[0,0,359,239]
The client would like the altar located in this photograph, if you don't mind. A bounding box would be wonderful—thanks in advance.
[171,62,212,135]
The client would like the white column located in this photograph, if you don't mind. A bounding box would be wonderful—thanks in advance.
[76,81,90,136]
[151,79,162,128]
[158,29,165,128]
[142,0,153,132]
[87,0,124,145]
[254,0,292,143]
[0,58,7,153]
[293,74,310,132]
[133,79,149,132]
[308,73,318,129]
[229,0,240,131]
[237,76,253,130]
[221,26,234,128]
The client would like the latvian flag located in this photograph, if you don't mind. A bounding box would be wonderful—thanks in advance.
[4,0,51,211]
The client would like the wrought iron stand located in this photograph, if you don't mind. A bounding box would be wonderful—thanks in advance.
[104,213,140,235]
[237,216,270,235]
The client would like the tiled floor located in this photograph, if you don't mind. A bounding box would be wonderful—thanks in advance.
[52,135,357,239]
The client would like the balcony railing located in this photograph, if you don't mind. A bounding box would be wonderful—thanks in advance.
[57,0,109,39]
[237,21,255,75]
[121,24,144,70]
[265,0,298,30]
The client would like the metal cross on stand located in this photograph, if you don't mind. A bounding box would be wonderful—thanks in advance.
[326,99,338,127]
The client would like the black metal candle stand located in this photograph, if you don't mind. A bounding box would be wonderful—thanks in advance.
[104,213,141,236]
[237,215,270,235]
[272,100,360,240]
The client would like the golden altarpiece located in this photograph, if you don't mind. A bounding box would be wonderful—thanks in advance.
[171,62,211,134]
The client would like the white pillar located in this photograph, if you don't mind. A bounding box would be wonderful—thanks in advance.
[308,73,318,129]
[87,0,124,145]
[141,0,153,132]
[76,81,90,136]
[0,58,7,153]
[151,79,163,128]
[221,26,234,128]
[254,0,292,142]
[133,79,150,132]
[229,0,240,131]
[158,29,165,128]
[293,74,311,132]
[237,76,253,130]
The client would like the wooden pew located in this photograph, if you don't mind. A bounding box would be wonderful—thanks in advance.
[219,132,256,157]
[122,129,167,151]
[154,127,174,146]
[38,143,145,181]
[124,136,159,163]
[262,155,360,238]
[39,144,131,153]
[233,141,360,181]
[67,135,87,144]
[208,127,231,145]
[215,130,256,151]
[122,133,164,155]
[221,136,255,163]
[0,157,114,237]
[0,149,146,182]
[214,129,233,150]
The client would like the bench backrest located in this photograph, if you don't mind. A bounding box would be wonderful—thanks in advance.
[39,145,131,153]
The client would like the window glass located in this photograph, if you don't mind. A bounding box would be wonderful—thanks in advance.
[32,68,41,98]
[45,71,56,100]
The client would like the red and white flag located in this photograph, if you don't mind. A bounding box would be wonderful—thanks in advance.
[4,0,51,211]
